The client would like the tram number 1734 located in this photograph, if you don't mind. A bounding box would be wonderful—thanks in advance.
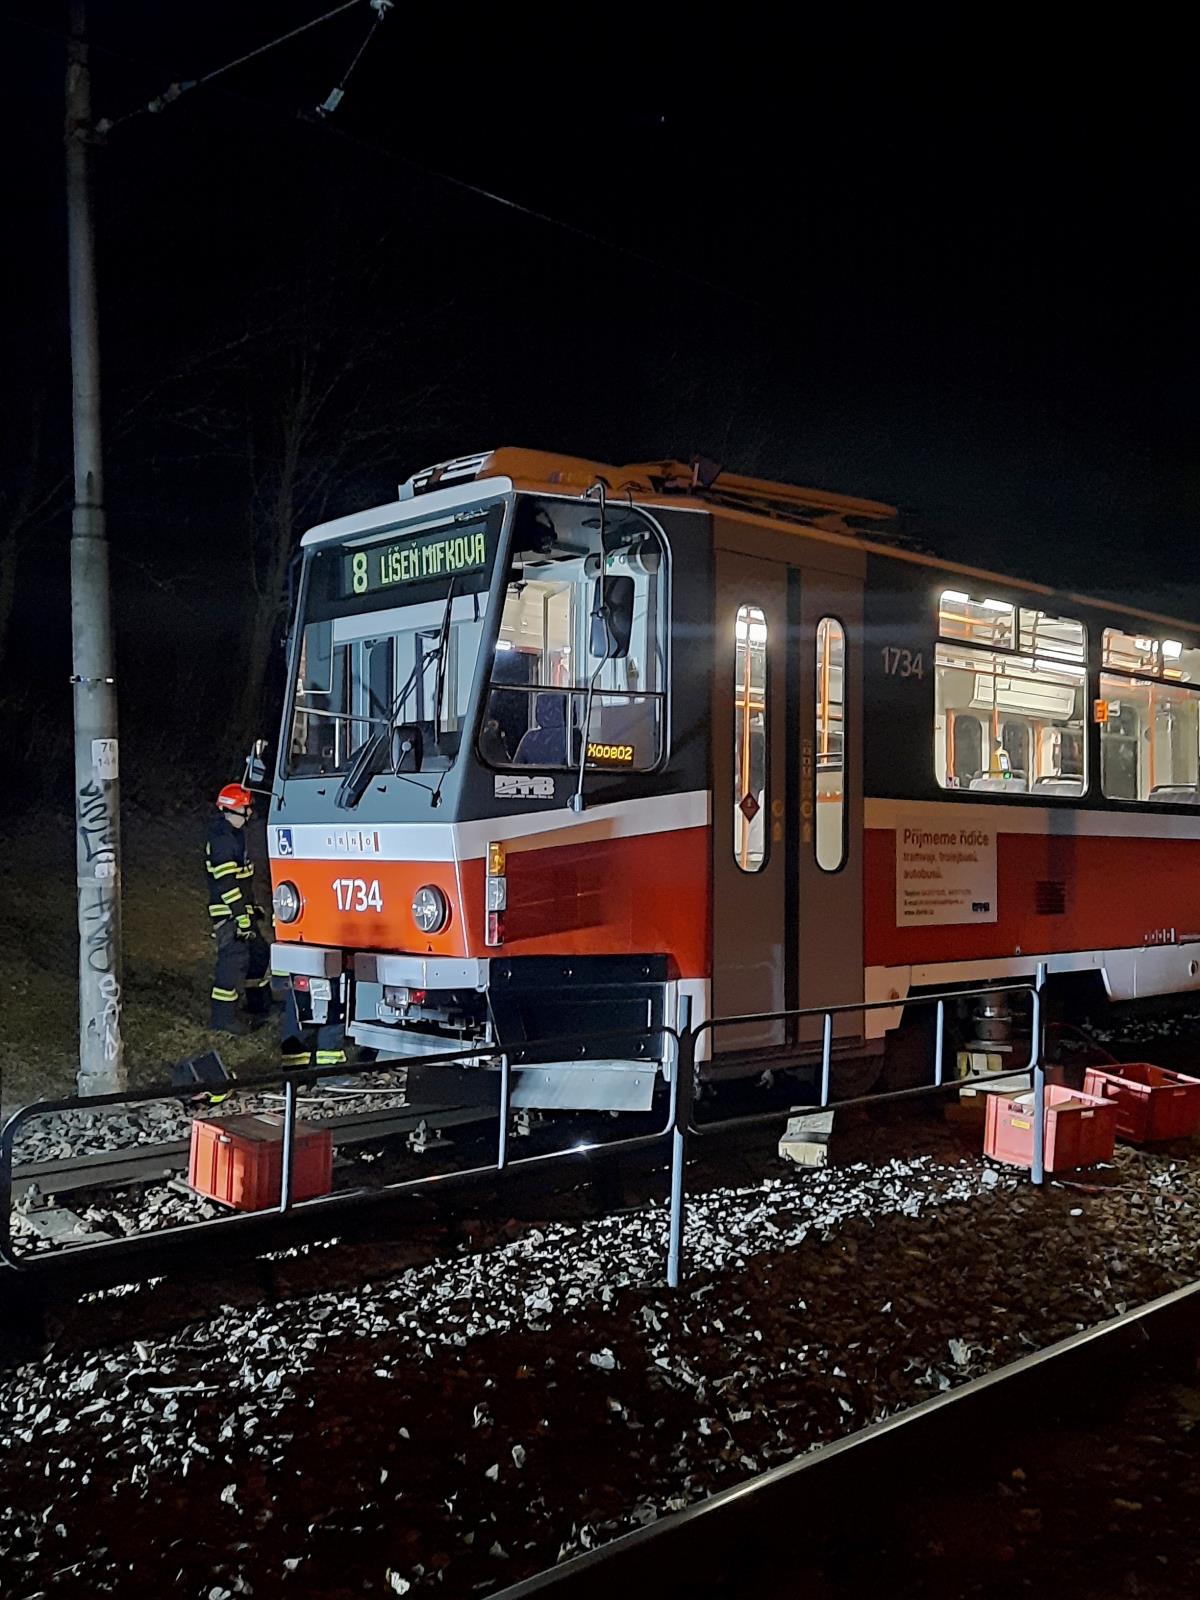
[333,878,384,912]
[881,646,924,678]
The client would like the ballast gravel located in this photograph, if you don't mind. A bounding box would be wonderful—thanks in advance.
[7,1073,411,1167]
[2,1128,1199,1598]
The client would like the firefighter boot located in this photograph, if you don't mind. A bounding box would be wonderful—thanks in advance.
[210,991,244,1034]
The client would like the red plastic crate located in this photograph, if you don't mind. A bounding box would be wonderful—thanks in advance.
[1081,1062,1200,1143]
[984,1084,1118,1172]
[188,1113,333,1211]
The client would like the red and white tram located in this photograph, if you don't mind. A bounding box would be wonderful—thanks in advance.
[265,449,1200,1106]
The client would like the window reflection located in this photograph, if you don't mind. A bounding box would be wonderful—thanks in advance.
[816,618,846,870]
[734,604,768,871]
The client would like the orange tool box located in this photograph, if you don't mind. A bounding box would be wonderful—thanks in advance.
[1081,1062,1200,1143]
[984,1084,1118,1173]
[188,1113,333,1212]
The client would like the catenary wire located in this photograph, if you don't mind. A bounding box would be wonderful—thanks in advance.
[2,6,761,312]
[92,0,367,133]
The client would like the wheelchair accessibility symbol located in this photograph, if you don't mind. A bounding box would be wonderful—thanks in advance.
[276,827,294,857]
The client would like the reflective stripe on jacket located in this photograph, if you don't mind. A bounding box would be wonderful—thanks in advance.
[205,814,253,923]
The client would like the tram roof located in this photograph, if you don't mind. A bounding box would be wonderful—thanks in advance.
[301,448,1200,639]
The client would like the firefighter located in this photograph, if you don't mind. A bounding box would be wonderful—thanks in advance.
[281,988,349,1070]
[206,783,272,1032]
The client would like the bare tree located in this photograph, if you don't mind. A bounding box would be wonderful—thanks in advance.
[164,239,445,763]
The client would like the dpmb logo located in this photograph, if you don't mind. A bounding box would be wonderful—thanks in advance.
[275,827,294,857]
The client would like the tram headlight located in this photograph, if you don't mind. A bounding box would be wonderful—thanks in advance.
[412,884,450,935]
[272,881,302,924]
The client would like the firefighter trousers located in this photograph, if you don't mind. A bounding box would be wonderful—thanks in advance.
[281,986,348,1068]
[210,922,272,1030]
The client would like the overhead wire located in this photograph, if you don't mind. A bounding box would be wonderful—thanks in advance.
[315,0,392,117]
[91,0,367,134]
[299,114,764,311]
[2,3,761,312]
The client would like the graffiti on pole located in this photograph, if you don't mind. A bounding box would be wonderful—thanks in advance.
[77,777,122,1063]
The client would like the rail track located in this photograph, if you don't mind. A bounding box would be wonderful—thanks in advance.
[490,1275,1200,1600]
[0,1096,512,1314]
[9,1101,488,1203]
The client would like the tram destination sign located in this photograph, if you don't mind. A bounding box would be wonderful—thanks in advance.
[344,524,488,598]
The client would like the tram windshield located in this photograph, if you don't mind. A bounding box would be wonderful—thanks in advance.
[288,506,503,777]
[478,499,667,772]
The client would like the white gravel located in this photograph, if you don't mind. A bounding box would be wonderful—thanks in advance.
[0,1154,1016,1569]
[8,1074,410,1167]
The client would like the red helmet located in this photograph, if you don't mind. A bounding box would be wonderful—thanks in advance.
[216,782,253,813]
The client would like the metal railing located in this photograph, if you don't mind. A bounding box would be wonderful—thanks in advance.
[0,1025,679,1275]
[2,971,1050,1289]
[664,968,1048,1286]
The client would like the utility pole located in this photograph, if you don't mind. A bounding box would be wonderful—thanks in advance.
[66,0,124,1094]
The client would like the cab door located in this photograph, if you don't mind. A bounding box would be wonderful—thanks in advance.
[711,551,790,1046]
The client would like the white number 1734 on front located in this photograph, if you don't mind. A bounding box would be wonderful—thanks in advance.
[333,878,383,912]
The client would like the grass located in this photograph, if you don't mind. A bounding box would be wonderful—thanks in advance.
[0,807,277,1107]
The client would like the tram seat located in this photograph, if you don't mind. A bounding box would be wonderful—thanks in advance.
[513,692,571,765]
[1032,775,1086,795]
[1147,784,1200,803]
[969,772,1028,793]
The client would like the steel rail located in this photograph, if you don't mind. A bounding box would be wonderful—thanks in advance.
[488,1274,1200,1600]
[8,1103,487,1201]
[1,1024,679,1285]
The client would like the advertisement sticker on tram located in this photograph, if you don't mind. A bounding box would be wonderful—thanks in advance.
[895,816,997,926]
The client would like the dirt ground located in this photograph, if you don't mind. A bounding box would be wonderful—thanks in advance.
[835,1367,1200,1600]
[0,807,279,1108]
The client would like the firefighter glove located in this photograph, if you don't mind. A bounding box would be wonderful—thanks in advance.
[236,913,252,936]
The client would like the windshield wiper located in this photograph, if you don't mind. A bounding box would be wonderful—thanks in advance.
[334,588,460,811]
[333,653,436,811]
[390,649,437,727]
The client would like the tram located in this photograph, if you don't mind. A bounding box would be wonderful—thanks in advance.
[264,449,1200,1108]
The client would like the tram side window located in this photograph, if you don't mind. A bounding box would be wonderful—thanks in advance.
[935,591,1087,796]
[815,617,846,871]
[480,505,666,772]
[1099,627,1200,803]
[734,604,768,872]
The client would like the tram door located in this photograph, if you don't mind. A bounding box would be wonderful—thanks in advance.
[712,548,864,1051]
[795,563,864,1039]
[712,553,790,1048]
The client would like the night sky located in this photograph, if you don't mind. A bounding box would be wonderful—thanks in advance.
[4,3,1198,798]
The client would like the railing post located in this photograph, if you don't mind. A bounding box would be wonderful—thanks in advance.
[0,1110,19,1271]
[280,1075,297,1213]
[1031,964,1047,1187]
[934,999,945,1087]
[667,1028,695,1290]
[497,1052,510,1171]
[820,1012,833,1107]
